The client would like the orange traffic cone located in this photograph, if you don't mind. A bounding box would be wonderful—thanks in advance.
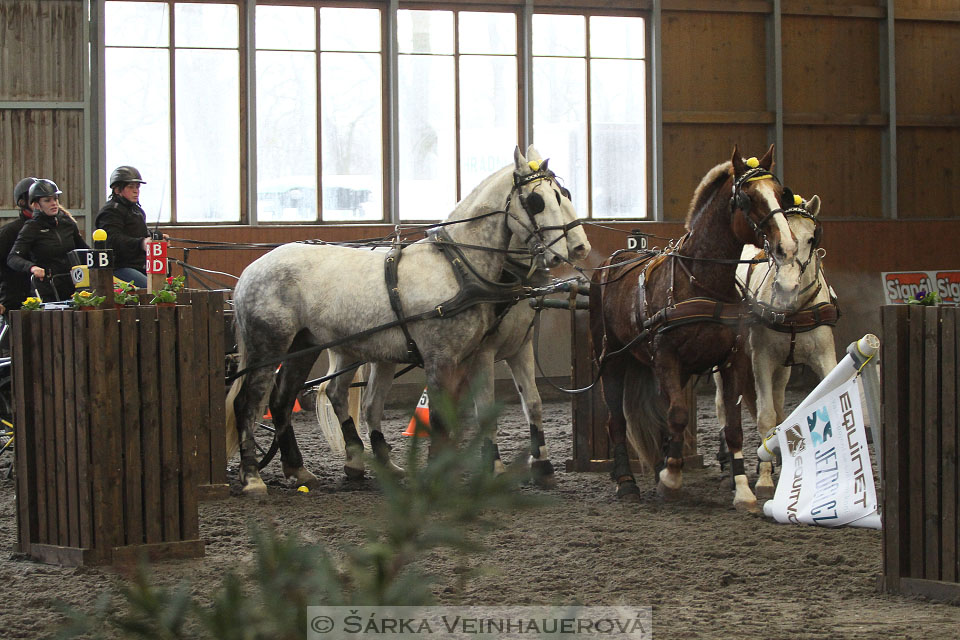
[403,388,431,437]
[264,398,302,419]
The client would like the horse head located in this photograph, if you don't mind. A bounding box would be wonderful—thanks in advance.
[770,194,822,309]
[728,145,792,259]
[509,145,591,269]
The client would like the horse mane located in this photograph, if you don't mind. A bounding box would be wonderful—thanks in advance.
[685,161,732,231]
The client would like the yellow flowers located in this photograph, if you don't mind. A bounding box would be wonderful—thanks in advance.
[21,297,43,310]
[70,289,106,308]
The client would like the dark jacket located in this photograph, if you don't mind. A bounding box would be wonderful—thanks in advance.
[94,195,149,271]
[0,210,34,310]
[8,211,89,302]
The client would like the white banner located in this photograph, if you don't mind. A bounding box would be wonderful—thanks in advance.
[763,373,879,529]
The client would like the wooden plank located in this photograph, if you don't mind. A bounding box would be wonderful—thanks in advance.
[662,110,775,125]
[923,306,941,580]
[40,311,56,544]
[955,309,960,584]
[176,305,199,541]
[897,577,960,602]
[27,543,104,568]
[663,0,770,13]
[881,305,907,587]
[52,311,68,545]
[783,4,886,19]
[782,113,887,127]
[940,307,957,583]
[62,310,80,548]
[191,293,211,487]
[110,539,204,565]
[907,305,925,578]
[570,308,593,470]
[895,128,960,221]
[118,308,143,546]
[138,306,162,544]
[73,311,93,550]
[12,311,39,553]
[157,306,181,541]
[896,9,960,23]
[102,309,123,552]
[783,126,884,220]
[207,291,227,487]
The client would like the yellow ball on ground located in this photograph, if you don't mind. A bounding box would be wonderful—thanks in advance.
[297,485,309,493]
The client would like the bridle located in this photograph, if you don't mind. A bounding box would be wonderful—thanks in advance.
[729,164,787,252]
[504,161,583,266]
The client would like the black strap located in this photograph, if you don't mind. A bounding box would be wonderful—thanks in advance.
[384,245,422,364]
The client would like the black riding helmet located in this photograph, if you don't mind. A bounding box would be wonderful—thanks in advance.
[14,177,38,208]
[28,178,62,204]
[109,165,146,190]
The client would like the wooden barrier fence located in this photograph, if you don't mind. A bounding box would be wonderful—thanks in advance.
[566,307,701,473]
[881,304,959,600]
[12,291,225,566]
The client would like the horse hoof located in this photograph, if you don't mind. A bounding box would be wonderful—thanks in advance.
[656,482,683,501]
[616,480,641,501]
[284,465,320,489]
[734,498,760,513]
[344,465,365,480]
[381,461,406,478]
[242,477,268,496]
[530,459,557,488]
[755,484,776,500]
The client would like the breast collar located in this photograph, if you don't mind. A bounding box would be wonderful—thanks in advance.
[381,227,535,364]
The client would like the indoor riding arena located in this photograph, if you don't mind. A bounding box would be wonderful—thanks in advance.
[1,1,959,638]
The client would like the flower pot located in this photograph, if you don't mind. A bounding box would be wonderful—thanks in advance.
[156,302,176,308]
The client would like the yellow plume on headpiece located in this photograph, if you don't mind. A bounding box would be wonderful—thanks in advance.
[528,160,540,172]
[745,157,759,169]
[793,194,803,205]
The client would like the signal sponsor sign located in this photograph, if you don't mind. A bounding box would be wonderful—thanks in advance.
[882,270,960,304]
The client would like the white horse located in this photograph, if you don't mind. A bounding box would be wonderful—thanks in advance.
[226,146,590,494]
[715,194,839,497]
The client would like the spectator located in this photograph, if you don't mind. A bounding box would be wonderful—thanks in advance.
[95,166,167,288]
[0,177,37,313]
[7,179,89,302]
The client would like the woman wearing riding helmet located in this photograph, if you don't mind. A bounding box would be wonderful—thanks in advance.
[94,166,167,288]
[0,177,38,313]
[7,179,89,302]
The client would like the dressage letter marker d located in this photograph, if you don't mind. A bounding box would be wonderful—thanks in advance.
[146,241,168,274]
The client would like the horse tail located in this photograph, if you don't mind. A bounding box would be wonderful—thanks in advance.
[225,376,242,460]
[622,361,668,472]
[315,378,346,456]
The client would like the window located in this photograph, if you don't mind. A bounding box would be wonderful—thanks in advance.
[104,3,647,223]
[534,14,647,218]
[105,1,240,223]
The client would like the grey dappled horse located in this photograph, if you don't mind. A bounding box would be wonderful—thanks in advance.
[227,146,590,494]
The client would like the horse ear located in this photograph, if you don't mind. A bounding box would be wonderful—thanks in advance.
[526,145,543,163]
[805,194,821,218]
[758,144,775,171]
[514,146,527,172]
[731,145,746,176]
[540,158,549,172]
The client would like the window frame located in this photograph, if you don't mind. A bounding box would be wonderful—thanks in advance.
[101,0,652,225]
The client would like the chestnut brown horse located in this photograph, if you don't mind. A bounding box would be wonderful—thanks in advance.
[589,146,796,511]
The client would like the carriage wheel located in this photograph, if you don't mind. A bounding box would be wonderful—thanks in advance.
[254,420,280,471]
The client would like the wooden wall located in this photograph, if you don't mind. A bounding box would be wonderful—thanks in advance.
[0,1,86,213]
